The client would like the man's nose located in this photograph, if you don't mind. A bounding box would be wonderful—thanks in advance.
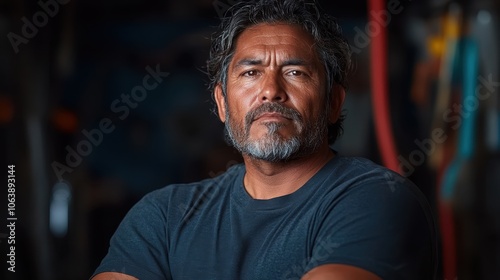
[259,72,287,103]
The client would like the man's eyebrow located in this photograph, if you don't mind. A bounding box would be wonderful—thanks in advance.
[233,58,263,69]
[233,58,310,69]
[281,58,309,66]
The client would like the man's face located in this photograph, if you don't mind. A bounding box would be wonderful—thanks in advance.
[215,23,343,162]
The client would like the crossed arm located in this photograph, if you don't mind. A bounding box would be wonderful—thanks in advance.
[91,264,382,280]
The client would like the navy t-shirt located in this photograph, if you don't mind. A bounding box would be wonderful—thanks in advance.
[92,156,437,279]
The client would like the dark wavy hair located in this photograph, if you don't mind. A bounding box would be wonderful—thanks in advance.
[207,0,351,145]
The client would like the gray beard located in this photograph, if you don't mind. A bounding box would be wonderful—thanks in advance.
[224,102,327,162]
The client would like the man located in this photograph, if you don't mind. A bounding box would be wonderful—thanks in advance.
[92,0,438,279]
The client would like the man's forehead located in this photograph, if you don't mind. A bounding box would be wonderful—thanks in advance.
[235,23,314,45]
[231,23,318,63]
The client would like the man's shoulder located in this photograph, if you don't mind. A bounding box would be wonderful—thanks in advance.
[333,156,409,186]
[329,156,435,230]
[324,156,425,204]
[143,163,245,204]
[334,156,391,174]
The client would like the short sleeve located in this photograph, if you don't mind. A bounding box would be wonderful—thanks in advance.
[91,192,171,280]
[304,175,437,280]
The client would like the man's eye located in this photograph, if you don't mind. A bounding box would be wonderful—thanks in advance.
[288,70,303,76]
[243,70,258,77]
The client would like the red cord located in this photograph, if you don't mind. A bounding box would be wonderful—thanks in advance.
[439,200,457,280]
[368,0,401,174]
[437,148,457,280]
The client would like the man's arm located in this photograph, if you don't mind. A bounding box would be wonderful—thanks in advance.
[91,272,138,280]
[92,263,380,280]
[301,264,382,280]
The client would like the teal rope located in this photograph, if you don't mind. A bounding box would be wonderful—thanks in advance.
[441,38,479,200]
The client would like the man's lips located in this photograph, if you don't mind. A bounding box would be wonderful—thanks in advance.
[254,112,291,122]
[245,103,301,128]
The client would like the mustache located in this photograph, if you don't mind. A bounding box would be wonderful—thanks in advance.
[245,103,302,127]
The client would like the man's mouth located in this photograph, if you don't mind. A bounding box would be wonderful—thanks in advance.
[245,103,302,128]
[254,112,291,122]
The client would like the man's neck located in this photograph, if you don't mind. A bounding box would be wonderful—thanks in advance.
[242,143,334,200]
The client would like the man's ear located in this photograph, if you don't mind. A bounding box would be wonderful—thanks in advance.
[328,85,345,123]
[214,83,226,123]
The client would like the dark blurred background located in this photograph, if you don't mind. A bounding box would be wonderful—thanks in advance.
[0,0,499,279]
